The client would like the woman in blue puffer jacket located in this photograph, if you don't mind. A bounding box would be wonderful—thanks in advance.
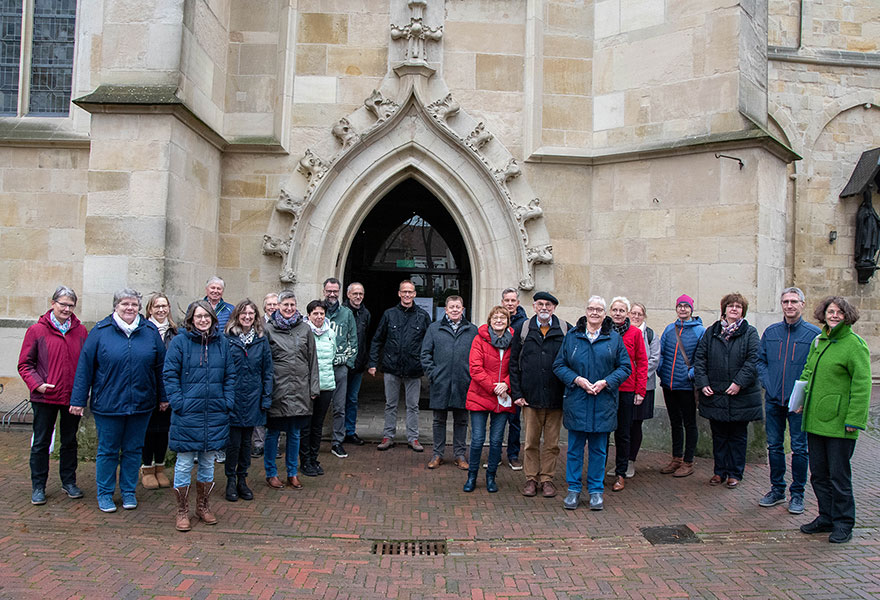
[163,300,236,532]
[223,299,273,502]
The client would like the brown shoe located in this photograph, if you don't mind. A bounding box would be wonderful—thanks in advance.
[266,476,284,489]
[541,481,557,498]
[141,465,159,490]
[453,457,469,470]
[172,485,191,532]
[154,464,171,488]
[673,461,694,477]
[287,476,303,489]
[522,480,538,497]
[660,457,683,474]
[726,478,740,489]
[612,476,625,492]
[194,481,217,525]
[709,475,726,486]
[427,456,443,469]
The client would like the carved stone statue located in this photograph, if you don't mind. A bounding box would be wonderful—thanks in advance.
[494,158,522,186]
[465,122,493,151]
[364,90,399,123]
[855,188,880,283]
[262,235,290,258]
[526,244,553,265]
[331,117,358,149]
[390,0,443,63]
[297,149,329,181]
[426,93,460,125]
[514,197,542,224]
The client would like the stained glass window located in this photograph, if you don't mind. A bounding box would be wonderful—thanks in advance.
[28,0,76,115]
[0,0,22,115]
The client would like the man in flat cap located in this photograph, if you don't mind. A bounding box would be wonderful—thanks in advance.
[508,291,571,498]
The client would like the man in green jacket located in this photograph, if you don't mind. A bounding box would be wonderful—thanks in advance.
[323,278,358,459]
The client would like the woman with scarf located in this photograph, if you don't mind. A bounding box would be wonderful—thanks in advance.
[223,299,273,502]
[300,300,336,478]
[463,306,516,493]
[693,293,761,489]
[263,291,319,490]
[553,296,631,511]
[607,297,647,492]
[139,293,178,490]
[626,302,661,477]
[163,300,235,531]
[70,288,167,514]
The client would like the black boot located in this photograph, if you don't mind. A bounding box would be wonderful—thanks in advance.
[463,470,477,493]
[486,472,498,493]
[237,476,253,501]
[300,456,318,477]
[225,477,238,502]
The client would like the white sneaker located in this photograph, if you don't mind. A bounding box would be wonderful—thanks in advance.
[625,461,635,479]
[606,467,616,476]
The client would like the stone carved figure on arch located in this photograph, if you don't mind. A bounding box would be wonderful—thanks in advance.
[331,117,358,150]
[261,235,290,259]
[465,122,493,152]
[514,197,543,224]
[494,158,522,187]
[297,149,330,182]
[526,244,554,265]
[364,90,399,125]
[426,93,460,126]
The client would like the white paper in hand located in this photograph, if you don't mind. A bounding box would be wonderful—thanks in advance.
[788,380,807,413]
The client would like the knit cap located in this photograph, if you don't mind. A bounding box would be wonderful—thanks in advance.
[676,294,694,309]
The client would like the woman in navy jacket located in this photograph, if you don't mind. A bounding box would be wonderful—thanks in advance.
[223,299,273,502]
[163,300,236,531]
[553,296,631,512]
[70,288,166,514]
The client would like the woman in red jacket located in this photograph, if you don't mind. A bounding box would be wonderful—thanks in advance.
[463,306,516,493]
[607,297,648,492]
[17,286,89,506]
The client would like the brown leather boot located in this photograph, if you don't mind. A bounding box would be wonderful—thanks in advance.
[673,461,694,477]
[173,486,191,532]
[659,457,683,474]
[195,481,218,525]
[154,464,171,488]
[141,465,159,490]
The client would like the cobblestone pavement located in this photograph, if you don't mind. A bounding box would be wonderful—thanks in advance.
[1,407,879,599]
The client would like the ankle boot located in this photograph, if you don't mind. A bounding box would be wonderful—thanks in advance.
[225,477,238,502]
[660,457,683,474]
[486,472,499,493]
[141,465,159,490]
[673,461,694,477]
[195,481,218,525]
[154,464,171,488]
[463,471,477,492]
[173,486,191,532]
[237,476,254,501]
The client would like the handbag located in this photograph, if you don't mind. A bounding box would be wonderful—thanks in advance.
[674,325,701,404]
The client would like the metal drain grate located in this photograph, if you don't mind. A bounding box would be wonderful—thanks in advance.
[640,524,701,545]
[371,540,447,556]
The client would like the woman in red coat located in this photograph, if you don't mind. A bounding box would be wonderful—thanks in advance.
[463,306,516,493]
[17,286,89,505]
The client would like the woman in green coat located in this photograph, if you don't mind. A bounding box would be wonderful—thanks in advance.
[301,300,337,478]
[796,296,871,544]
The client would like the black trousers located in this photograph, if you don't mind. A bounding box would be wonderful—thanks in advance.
[662,387,698,462]
[808,433,856,533]
[302,390,333,462]
[30,402,80,489]
[141,431,169,466]
[709,419,749,480]
[614,391,635,475]
[225,425,254,478]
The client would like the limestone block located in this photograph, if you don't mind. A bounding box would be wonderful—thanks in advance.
[543,57,590,96]
[296,44,327,75]
[546,2,592,35]
[3,168,52,193]
[85,216,167,258]
[443,21,524,54]
[543,34,592,59]
[0,228,48,260]
[594,0,620,39]
[542,95,591,131]
[675,205,757,239]
[703,13,739,75]
[609,31,694,91]
[593,92,624,131]
[293,76,337,104]
[37,150,85,170]
[47,229,85,263]
[298,13,348,45]
[475,54,524,92]
[230,0,279,32]
[328,47,388,77]
[6,295,51,319]
[638,209,673,238]
[698,263,757,308]
[217,234,241,268]
[591,210,640,239]
[238,44,277,75]
[445,0,523,24]
[290,103,358,127]
[83,255,129,295]
[644,236,719,265]
[89,140,170,172]
[348,12,393,47]
[591,265,665,306]
[145,23,183,71]
[222,175,268,199]
[129,171,170,217]
[101,24,148,69]
[620,0,665,33]
[227,75,277,112]
[125,257,165,293]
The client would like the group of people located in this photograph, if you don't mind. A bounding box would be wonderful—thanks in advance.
[18,278,871,543]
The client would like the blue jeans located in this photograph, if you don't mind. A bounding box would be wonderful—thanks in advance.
[565,430,609,494]
[93,412,151,497]
[174,451,217,488]
[264,416,309,478]
[345,371,363,436]
[765,401,808,497]
[467,411,509,475]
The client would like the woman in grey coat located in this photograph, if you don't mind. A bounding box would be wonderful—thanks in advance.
[420,296,478,470]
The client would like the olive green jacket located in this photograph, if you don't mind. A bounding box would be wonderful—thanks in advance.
[800,323,871,439]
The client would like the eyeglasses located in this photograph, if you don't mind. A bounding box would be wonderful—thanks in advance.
[400,290,416,295]
[193,315,212,321]
[55,302,75,309]
[586,307,604,313]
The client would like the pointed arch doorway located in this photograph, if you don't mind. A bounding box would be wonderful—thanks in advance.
[343,178,473,330]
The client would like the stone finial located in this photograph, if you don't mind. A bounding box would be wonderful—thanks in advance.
[297,149,329,181]
[526,244,554,265]
[513,197,542,224]
[465,122,493,151]
[262,235,290,258]
[390,0,443,63]
[364,89,399,124]
[426,93,460,125]
[279,266,297,284]
[331,117,358,149]
[494,158,522,186]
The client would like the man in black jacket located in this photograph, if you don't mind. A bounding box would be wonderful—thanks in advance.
[343,282,371,446]
[509,291,569,498]
[368,280,431,452]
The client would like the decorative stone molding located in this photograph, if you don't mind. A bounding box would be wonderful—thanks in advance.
[426,93,459,126]
[493,158,522,198]
[526,244,554,265]
[275,188,307,233]
[332,117,358,149]
[465,122,493,151]
[512,197,543,246]
[279,266,296,284]
[261,234,290,258]
[390,0,443,64]
[365,90,400,125]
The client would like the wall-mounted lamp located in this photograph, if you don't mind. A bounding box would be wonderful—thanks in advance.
[829,230,838,244]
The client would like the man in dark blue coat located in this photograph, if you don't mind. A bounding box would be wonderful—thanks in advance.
[501,287,528,470]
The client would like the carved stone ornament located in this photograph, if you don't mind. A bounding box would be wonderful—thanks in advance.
[493,158,522,192]
[364,89,399,124]
[426,93,460,126]
[514,197,543,224]
[526,244,554,265]
[465,122,493,151]
[332,117,358,149]
[279,266,297,284]
[297,148,329,181]
[262,234,290,258]
[390,0,443,64]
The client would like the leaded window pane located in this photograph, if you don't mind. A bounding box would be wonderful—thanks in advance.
[28,0,76,116]
[0,0,22,116]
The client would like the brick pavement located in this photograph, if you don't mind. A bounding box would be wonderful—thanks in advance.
[1,421,879,599]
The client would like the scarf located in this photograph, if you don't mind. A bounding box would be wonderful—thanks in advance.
[239,327,255,346]
[308,319,331,336]
[49,312,71,335]
[113,312,140,337]
[488,327,512,349]
[720,318,743,341]
[325,299,340,314]
[612,317,630,337]
[272,309,302,330]
[444,315,462,332]
[149,316,170,339]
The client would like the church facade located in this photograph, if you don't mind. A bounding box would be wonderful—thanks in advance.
[0,0,878,399]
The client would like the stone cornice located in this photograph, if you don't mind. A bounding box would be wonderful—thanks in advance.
[768,46,880,69]
[0,118,90,148]
[72,85,288,154]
